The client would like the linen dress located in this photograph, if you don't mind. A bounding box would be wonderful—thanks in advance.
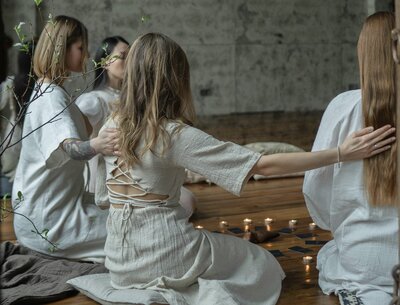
[76,85,119,194]
[12,83,108,262]
[76,87,195,217]
[303,90,398,305]
[102,120,285,305]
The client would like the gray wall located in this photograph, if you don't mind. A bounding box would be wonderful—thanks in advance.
[3,0,388,115]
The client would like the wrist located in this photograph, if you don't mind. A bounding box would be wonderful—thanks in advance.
[89,138,99,154]
[337,146,342,167]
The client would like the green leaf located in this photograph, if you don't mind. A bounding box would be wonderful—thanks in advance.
[102,42,108,53]
[141,15,150,23]
[17,191,23,201]
[41,228,49,237]
[34,0,43,7]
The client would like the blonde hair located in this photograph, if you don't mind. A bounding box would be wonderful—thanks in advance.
[113,33,195,166]
[33,15,88,82]
[358,11,397,206]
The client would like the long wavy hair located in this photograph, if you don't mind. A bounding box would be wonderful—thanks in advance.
[358,11,397,206]
[33,15,88,82]
[112,33,195,166]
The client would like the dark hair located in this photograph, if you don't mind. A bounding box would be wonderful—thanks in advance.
[93,36,129,89]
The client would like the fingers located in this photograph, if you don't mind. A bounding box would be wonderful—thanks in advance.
[362,125,394,142]
[369,127,396,145]
[370,145,393,156]
[352,126,374,137]
[372,136,396,149]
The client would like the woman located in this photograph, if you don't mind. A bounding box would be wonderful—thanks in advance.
[12,15,118,263]
[76,36,129,139]
[76,36,196,216]
[99,33,394,305]
[303,12,397,305]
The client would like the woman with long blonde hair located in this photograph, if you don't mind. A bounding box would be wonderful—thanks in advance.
[96,33,394,304]
[303,11,397,305]
[12,15,118,262]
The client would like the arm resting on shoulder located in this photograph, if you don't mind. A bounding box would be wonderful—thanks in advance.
[249,125,395,177]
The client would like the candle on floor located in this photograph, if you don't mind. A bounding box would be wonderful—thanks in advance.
[243,218,253,225]
[243,218,252,232]
[219,221,229,232]
[309,222,317,230]
[303,256,313,265]
[289,219,297,228]
[219,221,229,228]
[264,218,273,225]
[195,225,204,229]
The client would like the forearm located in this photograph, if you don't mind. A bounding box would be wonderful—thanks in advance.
[61,138,97,160]
[251,149,337,177]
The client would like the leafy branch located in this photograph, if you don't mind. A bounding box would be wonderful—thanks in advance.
[1,192,58,252]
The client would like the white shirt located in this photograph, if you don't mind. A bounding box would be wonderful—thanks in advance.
[12,83,108,261]
[303,90,398,305]
[76,85,119,137]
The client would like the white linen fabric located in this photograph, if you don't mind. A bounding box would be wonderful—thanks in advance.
[101,120,285,305]
[67,273,168,305]
[12,83,108,262]
[76,85,119,195]
[76,87,195,217]
[303,90,398,305]
[0,77,22,182]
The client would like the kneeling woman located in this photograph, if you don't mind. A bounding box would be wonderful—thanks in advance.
[102,33,395,304]
[12,16,118,262]
[303,12,398,305]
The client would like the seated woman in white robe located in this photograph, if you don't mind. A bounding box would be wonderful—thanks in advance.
[12,16,118,263]
[303,12,398,305]
[76,35,196,216]
[100,33,395,305]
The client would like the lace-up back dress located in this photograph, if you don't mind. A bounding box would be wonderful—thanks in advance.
[103,119,285,305]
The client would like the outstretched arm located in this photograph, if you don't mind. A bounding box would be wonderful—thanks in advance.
[249,125,395,177]
[61,128,119,160]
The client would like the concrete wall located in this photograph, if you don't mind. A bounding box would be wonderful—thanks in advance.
[3,0,385,115]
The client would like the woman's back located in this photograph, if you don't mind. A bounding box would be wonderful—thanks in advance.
[303,89,398,305]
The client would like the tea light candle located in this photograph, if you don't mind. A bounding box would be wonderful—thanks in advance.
[195,225,204,229]
[289,219,297,226]
[243,218,253,225]
[303,256,313,264]
[219,221,229,228]
[264,218,273,225]
[309,222,317,230]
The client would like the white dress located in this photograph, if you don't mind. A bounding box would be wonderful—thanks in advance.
[303,90,398,305]
[102,120,285,305]
[76,85,119,194]
[0,77,22,182]
[12,83,108,262]
[76,86,196,217]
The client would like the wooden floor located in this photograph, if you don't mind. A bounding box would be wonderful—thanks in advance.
[0,177,339,305]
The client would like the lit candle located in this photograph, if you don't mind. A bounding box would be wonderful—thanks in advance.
[309,222,317,230]
[243,218,253,225]
[289,219,297,225]
[195,225,203,229]
[264,218,273,225]
[243,218,252,232]
[219,221,229,228]
[303,256,313,264]
[289,219,297,228]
